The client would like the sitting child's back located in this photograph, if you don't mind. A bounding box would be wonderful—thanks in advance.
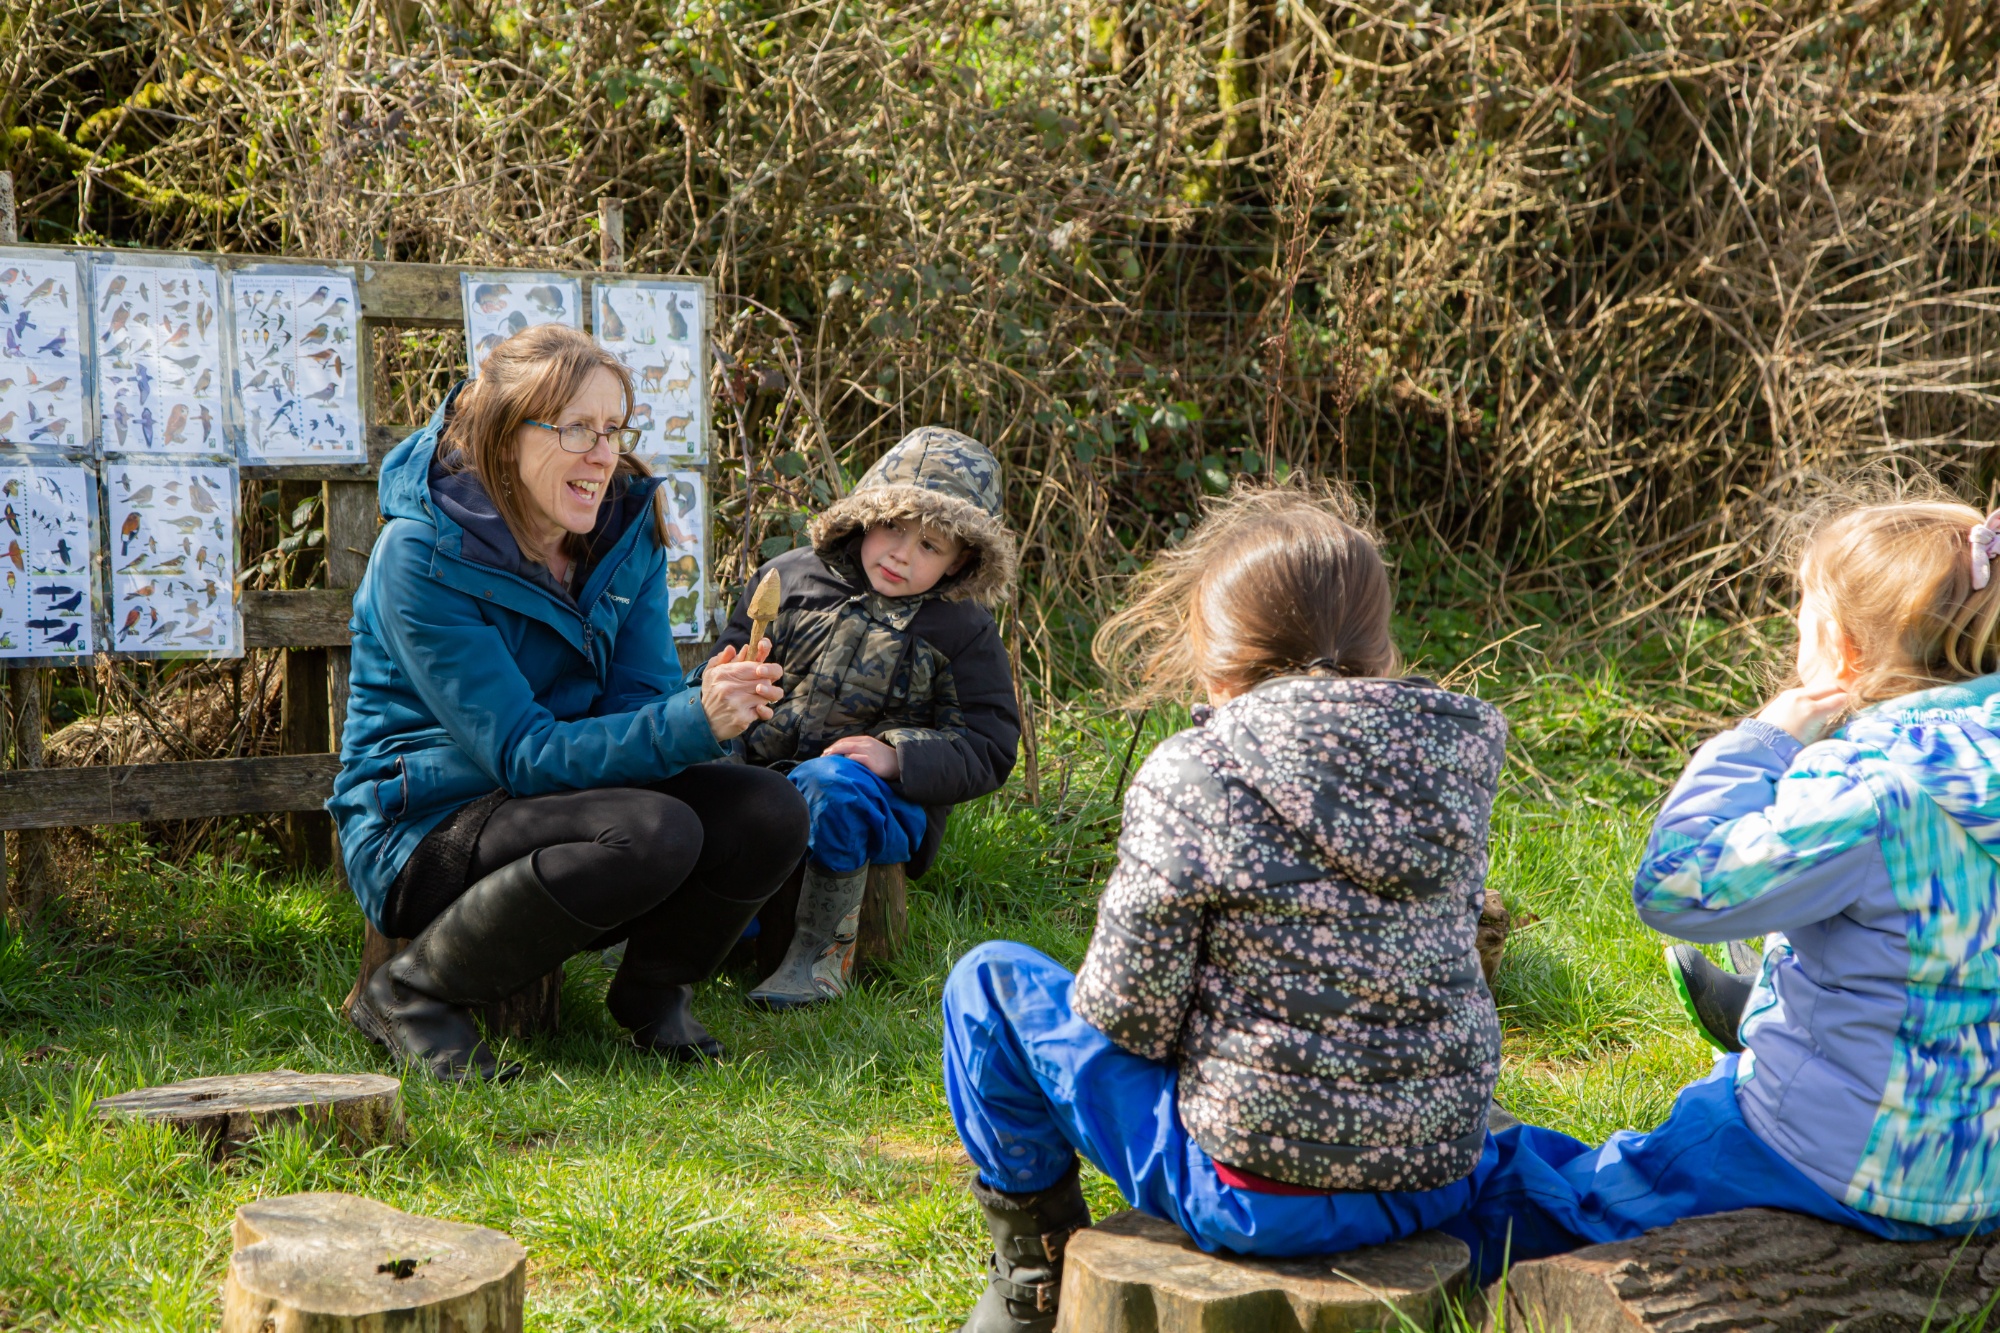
[1077,672,1507,1191]
[1637,499,2000,1227]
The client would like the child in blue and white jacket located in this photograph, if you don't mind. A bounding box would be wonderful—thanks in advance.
[1450,497,2000,1276]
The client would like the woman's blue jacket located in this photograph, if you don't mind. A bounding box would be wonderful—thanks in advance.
[327,390,723,929]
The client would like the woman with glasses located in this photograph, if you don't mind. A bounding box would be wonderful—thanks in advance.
[330,323,807,1081]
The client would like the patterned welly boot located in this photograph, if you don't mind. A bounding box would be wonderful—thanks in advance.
[747,863,869,1010]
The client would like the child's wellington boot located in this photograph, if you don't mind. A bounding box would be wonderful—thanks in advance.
[959,1163,1091,1333]
[1666,944,1753,1053]
[748,864,868,1010]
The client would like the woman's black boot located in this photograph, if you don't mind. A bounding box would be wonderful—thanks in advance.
[607,878,773,1063]
[351,855,601,1082]
[959,1162,1092,1333]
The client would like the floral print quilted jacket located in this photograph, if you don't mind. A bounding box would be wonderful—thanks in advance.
[1073,674,1508,1192]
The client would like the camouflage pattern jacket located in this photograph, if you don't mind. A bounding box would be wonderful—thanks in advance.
[708,540,1019,876]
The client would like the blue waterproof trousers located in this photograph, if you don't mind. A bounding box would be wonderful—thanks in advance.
[942,942,1999,1285]
[787,754,927,875]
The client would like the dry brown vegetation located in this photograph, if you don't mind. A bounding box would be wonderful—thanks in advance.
[3,0,1998,697]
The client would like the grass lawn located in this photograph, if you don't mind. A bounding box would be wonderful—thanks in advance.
[0,686,1730,1331]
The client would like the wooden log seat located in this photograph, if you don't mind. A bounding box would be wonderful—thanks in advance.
[93,1070,402,1158]
[1495,1207,2000,1332]
[1055,1209,1470,1333]
[221,1192,525,1333]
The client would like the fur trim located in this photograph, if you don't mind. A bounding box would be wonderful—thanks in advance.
[810,486,1018,605]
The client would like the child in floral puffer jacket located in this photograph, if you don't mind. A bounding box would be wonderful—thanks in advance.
[940,484,1510,1333]
[1448,495,2000,1281]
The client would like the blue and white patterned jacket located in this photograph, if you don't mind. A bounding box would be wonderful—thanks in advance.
[1634,677,2000,1227]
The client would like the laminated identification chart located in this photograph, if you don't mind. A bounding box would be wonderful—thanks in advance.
[462,273,581,374]
[93,258,227,456]
[0,253,88,452]
[230,265,363,461]
[594,279,705,464]
[0,461,96,658]
[663,469,707,639]
[107,462,239,655]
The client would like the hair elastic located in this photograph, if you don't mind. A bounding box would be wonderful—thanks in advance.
[1972,508,2000,591]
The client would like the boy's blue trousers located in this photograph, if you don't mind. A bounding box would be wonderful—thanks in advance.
[787,754,927,875]
[942,942,1998,1284]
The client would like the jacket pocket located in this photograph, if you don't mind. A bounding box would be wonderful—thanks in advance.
[374,757,409,826]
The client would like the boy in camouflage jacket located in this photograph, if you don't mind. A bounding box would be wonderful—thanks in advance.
[707,427,1021,1008]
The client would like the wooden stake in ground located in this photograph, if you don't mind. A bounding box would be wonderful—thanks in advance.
[222,1192,525,1333]
[745,568,782,658]
[95,1070,402,1157]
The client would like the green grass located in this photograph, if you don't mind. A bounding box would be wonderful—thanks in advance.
[0,693,1757,1330]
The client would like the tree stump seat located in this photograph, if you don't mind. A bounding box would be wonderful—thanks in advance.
[1057,1210,1470,1332]
[93,1070,402,1157]
[1495,1207,2000,1332]
[222,1192,525,1333]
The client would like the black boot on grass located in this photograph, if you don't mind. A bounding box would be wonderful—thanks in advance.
[351,855,600,1082]
[608,879,774,1063]
[959,1162,1092,1333]
[1666,944,1753,1054]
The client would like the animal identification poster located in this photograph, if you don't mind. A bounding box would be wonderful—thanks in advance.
[0,461,96,659]
[462,272,581,375]
[108,462,239,657]
[93,257,226,457]
[594,279,705,464]
[663,468,706,639]
[230,264,363,462]
[0,252,88,453]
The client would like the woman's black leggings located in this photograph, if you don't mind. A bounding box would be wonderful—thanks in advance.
[395,763,808,962]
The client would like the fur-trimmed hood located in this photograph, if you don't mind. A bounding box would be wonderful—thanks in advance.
[809,426,1017,605]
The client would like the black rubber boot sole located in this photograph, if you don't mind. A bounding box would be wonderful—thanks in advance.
[1666,944,1753,1054]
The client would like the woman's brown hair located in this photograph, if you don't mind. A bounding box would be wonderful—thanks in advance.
[438,322,664,560]
[1797,497,2000,705]
[1092,480,1400,705]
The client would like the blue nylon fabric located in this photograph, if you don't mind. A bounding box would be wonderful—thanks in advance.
[1440,1055,2000,1284]
[328,387,726,929]
[787,754,927,874]
[941,942,1483,1258]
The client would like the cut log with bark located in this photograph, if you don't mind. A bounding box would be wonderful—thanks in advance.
[221,1192,525,1333]
[1495,1207,2000,1333]
[94,1070,402,1157]
[1056,1209,1469,1333]
[344,922,562,1040]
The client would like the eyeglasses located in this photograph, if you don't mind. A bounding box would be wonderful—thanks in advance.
[523,418,644,455]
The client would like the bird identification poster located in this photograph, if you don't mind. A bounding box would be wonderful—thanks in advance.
[229,263,363,462]
[461,272,581,375]
[0,252,88,454]
[0,460,97,659]
[663,468,706,639]
[107,461,240,657]
[92,256,227,457]
[593,279,706,465]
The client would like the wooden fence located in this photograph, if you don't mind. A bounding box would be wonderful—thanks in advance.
[0,196,715,910]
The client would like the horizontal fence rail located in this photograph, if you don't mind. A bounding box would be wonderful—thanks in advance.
[0,754,340,829]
